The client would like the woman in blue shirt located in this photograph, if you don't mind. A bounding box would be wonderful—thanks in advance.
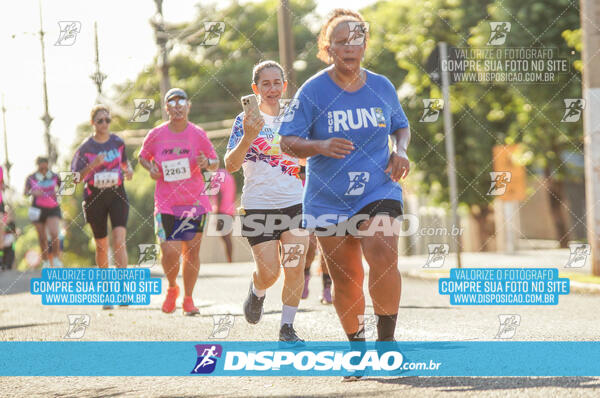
[280,9,411,351]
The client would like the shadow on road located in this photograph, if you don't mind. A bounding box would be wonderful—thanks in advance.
[0,322,61,331]
[54,386,137,398]
[368,376,600,391]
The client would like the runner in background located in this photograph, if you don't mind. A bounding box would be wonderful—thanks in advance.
[224,61,307,343]
[139,88,219,316]
[209,168,236,263]
[72,105,133,309]
[0,206,17,271]
[25,156,63,267]
[298,161,332,304]
[0,166,5,265]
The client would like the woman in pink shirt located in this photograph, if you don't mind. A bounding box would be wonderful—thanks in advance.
[25,157,63,267]
[208,168,236,263]
[139,88,219,315]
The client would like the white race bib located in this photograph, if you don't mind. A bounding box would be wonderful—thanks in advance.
[28,207,41,222]
[94,171,119,188]
[162,158,191,182]
[4,233,15,246]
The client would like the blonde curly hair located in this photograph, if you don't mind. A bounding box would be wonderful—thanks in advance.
[316,9,368,64]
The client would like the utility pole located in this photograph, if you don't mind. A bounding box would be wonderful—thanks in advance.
[152,0,171,120]
[1,95,11,188]
[439,42,462,267]
[277,0,297,97]
[90,22,107,100]
[38,0,56,166]
[580,0,600,276]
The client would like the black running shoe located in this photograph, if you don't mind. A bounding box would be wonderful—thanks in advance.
[279,323,305,343]
[341,373,364,382]
[243,280,265,324]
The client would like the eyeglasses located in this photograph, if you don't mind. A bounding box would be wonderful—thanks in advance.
[167,98,188,107]
[95,117,111,124]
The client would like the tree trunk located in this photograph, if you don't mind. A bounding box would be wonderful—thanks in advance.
[545,168,570,248]
[470,203,495,251]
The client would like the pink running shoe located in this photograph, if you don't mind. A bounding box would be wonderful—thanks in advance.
[182,296,200,316]
[162,285,179,314]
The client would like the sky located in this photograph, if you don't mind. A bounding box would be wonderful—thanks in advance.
[0,0,376,198]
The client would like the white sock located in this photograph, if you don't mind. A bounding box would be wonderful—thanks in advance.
[281,304,298,327]
[252,280,266,298]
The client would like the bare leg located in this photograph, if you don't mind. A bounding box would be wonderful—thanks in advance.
[111,226,128,268]
[181,233,203,297]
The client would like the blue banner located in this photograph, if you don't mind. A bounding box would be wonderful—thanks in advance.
[29,268,162,305]
[1,341,599,376]
[439,268,569,305]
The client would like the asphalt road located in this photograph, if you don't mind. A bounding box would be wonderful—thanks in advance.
[1,259,600,397]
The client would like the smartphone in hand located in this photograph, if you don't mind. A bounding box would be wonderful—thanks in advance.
[241,94,261,120]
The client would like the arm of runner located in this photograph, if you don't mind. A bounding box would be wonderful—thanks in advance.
[280,136,355,159]
[139,157,161,180]
[78,154,105,182]
[385,127,411,180]
[206,156,219,172]
[122,161,133,180]
[25,178,43,197]
[224,114,263,173]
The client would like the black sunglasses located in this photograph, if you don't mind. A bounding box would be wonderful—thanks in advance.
[95,117,111,124]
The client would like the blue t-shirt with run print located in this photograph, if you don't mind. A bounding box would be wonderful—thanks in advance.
[278,67,409,228]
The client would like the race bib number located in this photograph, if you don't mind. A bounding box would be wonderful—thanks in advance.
[94,171,119,188]
[28,207,41,222]
[162,158,191,182]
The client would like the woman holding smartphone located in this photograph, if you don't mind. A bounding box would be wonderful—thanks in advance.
[224,61,307,343]
[139,88,219,315]
[279,9,411,361]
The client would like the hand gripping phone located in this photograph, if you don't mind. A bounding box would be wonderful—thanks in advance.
[241,94,261,120]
